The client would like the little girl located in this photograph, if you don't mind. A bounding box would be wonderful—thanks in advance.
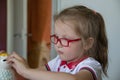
[7,5,108,80]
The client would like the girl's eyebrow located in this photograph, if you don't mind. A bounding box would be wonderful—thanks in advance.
[55,34,67,38]
[54,33,76,39]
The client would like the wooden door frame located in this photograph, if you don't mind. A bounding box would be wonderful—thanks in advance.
[27,0,52,68]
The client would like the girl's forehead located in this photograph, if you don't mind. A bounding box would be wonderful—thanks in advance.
[54,20,80,38]
[55,20,75,31]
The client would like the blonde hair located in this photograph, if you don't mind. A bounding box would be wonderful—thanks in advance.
[54,5,108,76]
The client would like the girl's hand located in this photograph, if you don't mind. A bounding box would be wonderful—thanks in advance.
[7,52,30,76]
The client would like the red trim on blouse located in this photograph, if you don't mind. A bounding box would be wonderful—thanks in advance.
[58,56,88,71]
[45,64,51,71]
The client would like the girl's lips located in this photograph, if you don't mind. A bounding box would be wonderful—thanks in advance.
[57,50,64,54]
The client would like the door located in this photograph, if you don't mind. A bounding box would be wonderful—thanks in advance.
[13,0,27,59]
[7,0,27,59]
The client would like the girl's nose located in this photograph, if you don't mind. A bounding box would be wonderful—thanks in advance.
[56,41,63,48]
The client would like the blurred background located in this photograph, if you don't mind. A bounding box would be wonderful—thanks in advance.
[0,0,120,80]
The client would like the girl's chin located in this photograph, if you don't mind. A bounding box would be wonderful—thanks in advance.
[59,55,69,61]
[59,55,66,60]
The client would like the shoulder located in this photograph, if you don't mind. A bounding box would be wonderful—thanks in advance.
[46,55,61,71]
[76,57,102,80]
[80,57,101,68]
[48,55,60,64]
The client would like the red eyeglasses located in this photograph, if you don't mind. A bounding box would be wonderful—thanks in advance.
[50,34,81,47]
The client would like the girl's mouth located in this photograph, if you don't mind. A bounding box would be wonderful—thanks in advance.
[57,50,64,54]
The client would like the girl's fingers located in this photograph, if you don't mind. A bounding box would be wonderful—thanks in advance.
[7,54,17,63]
[7,52,28,67]
[9,57,18,66]
[8,52,24,61]
[7,56,21,70]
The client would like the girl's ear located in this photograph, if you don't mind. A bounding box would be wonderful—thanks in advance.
[84,37,94,50]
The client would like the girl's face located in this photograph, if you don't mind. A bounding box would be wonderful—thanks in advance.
[54,20,85,62]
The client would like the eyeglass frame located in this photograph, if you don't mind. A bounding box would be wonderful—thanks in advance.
[50,34,81,47]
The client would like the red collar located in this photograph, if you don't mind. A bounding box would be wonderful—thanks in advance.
[60,56,88,69]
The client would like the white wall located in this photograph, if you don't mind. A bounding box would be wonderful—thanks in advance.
[54,0,120,80]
